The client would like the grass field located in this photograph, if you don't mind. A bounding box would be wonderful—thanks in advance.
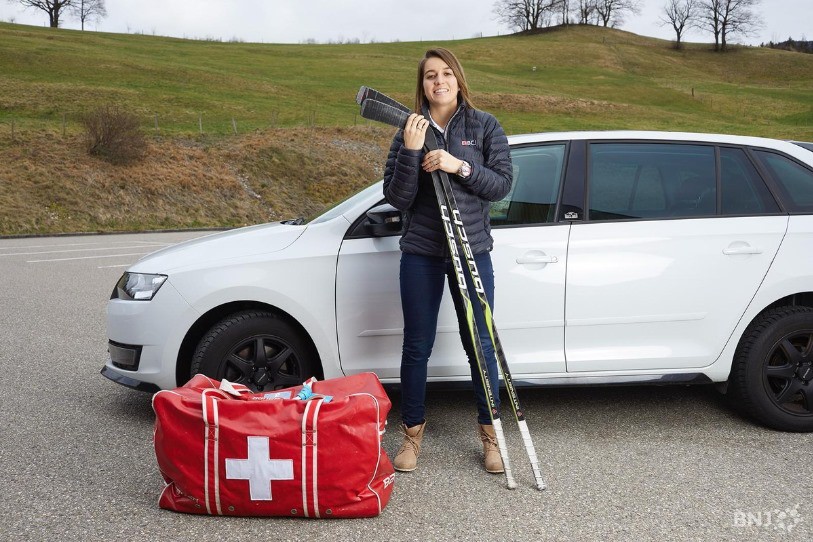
[0,22,811,234]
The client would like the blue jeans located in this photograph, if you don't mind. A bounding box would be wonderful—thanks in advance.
[399,251,500,426]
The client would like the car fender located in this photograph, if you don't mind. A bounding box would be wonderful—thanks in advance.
[169,218,352,380]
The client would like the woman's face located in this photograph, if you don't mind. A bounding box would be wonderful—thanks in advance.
[422,56,459,109]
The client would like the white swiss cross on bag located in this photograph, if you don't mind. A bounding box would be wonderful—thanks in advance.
[225,436,294,500]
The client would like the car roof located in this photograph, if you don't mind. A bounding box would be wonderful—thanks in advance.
[790,140,813,152]
[506,130,813,165]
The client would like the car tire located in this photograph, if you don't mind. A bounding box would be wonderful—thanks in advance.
[729,306,813,432]
[190,310,318,392]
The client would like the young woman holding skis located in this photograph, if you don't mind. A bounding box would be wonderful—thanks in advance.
[383,47,513,474]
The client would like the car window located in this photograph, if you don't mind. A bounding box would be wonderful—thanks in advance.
[588,143,715,220]
[490,144,566,226]
[753,150,813,212]
[720,147,779,215]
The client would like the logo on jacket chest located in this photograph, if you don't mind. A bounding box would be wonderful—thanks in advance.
[461,139,477,146]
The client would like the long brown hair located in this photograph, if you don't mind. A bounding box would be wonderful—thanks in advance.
[414,48,475,112]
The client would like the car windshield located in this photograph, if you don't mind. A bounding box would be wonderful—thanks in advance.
[791,141,813,153]
[307,182,383,224]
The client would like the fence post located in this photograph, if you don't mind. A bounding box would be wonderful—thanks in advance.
[232,118,238,134]
[62,113,66,137]
[11,119,15,141]
[199,114,203,134]
[154,114,160,133]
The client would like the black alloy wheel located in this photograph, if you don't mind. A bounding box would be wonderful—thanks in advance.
[190,310,318,392]
[763,330,813,416]
[730,306,813,432]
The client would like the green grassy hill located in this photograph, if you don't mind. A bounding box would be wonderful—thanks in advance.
[0,22,811,235]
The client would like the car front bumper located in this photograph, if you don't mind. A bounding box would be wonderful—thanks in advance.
[103,278,199,391]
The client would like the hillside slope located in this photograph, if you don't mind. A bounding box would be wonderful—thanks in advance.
[0,23,811,235]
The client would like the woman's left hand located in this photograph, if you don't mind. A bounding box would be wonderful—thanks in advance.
[422,150,463,175]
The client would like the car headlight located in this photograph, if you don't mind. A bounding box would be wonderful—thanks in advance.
[112,272,168,301]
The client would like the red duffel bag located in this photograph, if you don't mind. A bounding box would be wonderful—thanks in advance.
[152,372,394,518]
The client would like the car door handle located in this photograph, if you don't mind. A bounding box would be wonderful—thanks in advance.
[516,252,558,264]
[723,243,762,255]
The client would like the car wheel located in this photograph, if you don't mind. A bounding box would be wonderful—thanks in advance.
[729,306,813,432]
[190,310,318,392]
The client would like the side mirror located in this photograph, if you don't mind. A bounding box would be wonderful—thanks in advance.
[365,204,403,237]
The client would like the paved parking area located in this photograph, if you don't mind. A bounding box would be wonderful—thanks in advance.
[1,231,810,541]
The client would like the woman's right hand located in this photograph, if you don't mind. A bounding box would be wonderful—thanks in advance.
[403,113,429,151]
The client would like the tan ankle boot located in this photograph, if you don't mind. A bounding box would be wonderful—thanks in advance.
[393,421,426,472]
[478,424,504,474]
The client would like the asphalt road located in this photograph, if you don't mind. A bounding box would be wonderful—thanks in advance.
[1,232,810,541]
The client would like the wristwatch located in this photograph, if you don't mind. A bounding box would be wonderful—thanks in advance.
[457,160,472,179]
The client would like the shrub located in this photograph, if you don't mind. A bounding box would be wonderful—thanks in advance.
[82,105,146,164]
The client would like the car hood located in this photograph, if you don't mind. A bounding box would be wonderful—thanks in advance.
[128,222,306,273]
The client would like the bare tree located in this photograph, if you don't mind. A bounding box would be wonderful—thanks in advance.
[557,0,573,24]
[575,0,597,24]
[697,0,723,49]
[70,0,106,31]
[660,0,697,49]
[594,0,642,27]
[698,0,762,51]
[718,0,762,50]
[12,0,74,28]
[494,0,561,32]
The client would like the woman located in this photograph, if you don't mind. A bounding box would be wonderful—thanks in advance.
[383,48,513,474]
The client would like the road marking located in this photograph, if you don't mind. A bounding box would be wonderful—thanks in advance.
[2,245,165,257]
[0,242,102,250]
[27,252,151,263]
[0,240,171,250]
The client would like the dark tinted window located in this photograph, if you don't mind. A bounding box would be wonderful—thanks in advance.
[588,143,715,220]
[754,151,813,211]
[720,147,779,215]
[491,144,566,226]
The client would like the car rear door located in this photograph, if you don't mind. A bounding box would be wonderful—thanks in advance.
[565,141,787,372]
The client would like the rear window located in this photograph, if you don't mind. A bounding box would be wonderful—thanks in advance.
[720,147,779,215]
[753,151,813,212]
[588,143,715,220]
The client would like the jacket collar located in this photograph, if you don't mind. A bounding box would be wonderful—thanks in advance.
[421,101,465,133]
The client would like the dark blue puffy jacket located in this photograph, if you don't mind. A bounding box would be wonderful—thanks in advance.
[383,104,513,256]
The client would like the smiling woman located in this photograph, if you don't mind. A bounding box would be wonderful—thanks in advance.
[383,47,514,475]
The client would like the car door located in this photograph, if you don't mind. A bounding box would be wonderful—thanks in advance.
[489,144,569,375]
[335,143,569,379]
[565,142,787,372]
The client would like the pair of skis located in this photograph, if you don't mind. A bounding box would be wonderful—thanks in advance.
[356,86,546,491]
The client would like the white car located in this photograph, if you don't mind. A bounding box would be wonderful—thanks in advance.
[103,131,813,432]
